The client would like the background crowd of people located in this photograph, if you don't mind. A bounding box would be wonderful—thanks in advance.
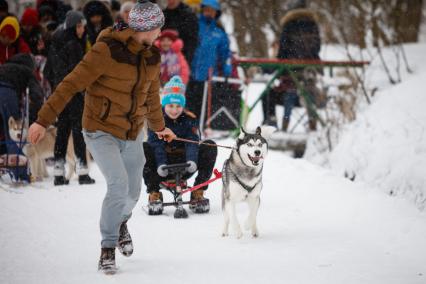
[0,0,233,186]
[0,0,322,184]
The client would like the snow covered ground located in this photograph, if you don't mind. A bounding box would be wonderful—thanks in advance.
[1,144,426,284]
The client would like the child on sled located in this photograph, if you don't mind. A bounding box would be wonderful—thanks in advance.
[143,76,217,215]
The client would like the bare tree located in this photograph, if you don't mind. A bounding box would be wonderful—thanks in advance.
[222,0,289,57]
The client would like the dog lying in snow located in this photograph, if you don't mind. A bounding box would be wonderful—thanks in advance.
[221,126,275,238]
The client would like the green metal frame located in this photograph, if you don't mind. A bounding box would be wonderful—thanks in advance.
[236,59,369,130]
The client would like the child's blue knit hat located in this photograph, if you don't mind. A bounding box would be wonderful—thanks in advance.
[161,75,186,107]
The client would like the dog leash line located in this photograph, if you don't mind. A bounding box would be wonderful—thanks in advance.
[174,137,235,150]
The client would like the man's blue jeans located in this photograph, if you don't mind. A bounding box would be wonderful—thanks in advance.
[83,130,145,248]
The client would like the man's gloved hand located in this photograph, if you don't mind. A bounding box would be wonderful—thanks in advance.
[157,165,168,177]
[187,161,197,173]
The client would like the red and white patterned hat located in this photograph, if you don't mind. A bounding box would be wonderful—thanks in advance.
[128,0,164,32]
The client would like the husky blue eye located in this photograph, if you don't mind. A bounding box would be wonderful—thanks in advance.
[247,143,253,147]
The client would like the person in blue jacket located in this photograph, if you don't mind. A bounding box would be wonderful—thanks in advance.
[143,76,217,215]
[185,0,232,118]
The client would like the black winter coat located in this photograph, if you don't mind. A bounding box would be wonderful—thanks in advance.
[0,54,44,122]
[277,9,321,60]
[83,0,114,45]
[163,2,199,65]
[44,26,86,89]
[148,111,199,167]
[22,26,46,56]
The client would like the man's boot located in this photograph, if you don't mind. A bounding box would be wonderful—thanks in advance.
[76,162,96,184]
[98,247,116,275]
[78,174,96,185]
[54,159,68,186]
[117,220,133,257]
[54,175,69,186]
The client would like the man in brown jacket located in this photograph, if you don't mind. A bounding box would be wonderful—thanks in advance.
[28,0,175,275]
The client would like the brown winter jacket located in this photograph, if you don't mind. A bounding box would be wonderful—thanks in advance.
[36,27,165,140]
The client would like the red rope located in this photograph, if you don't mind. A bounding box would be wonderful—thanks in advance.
[181,169,222,194]
[161,169,222,195]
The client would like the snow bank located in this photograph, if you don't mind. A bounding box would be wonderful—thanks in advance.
[329,70,426,209]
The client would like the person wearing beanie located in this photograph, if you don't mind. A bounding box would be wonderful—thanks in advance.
[28,0,175,275]
[37,0,71,25]
[20,8,46,55]
[0,16,31,64]
[186,0,231,118]
[83,0,114,45]
[154,29,190,85]
[163,0,199,65]
[143,75,217,216]
[43,10,95,186]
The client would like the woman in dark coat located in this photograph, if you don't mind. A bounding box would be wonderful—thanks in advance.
[264,3,321,131]
[83,0,114,46]
[44,11,95,186]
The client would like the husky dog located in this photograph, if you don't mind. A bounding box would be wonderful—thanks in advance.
[8,116,75,181]
[222,126,275,238]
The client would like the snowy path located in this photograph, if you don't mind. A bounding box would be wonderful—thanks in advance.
[1,145,425,284]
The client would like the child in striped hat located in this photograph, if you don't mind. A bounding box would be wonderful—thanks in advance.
[143,75,218,215]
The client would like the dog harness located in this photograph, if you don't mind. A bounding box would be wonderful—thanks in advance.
[229,167,261,193]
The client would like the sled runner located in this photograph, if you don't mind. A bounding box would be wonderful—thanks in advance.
[0,88,30,185]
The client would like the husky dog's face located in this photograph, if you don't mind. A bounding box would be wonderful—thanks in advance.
[237,127,268,167]
[8,117,27,142]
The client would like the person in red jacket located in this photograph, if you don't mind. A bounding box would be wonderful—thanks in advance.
[0,16,30,65]
[155,29,190,85]
[21,8,46,56]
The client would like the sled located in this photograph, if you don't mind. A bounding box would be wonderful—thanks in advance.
[146,163,198,218]
[0,89,30,185]
[144,163,222,218]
